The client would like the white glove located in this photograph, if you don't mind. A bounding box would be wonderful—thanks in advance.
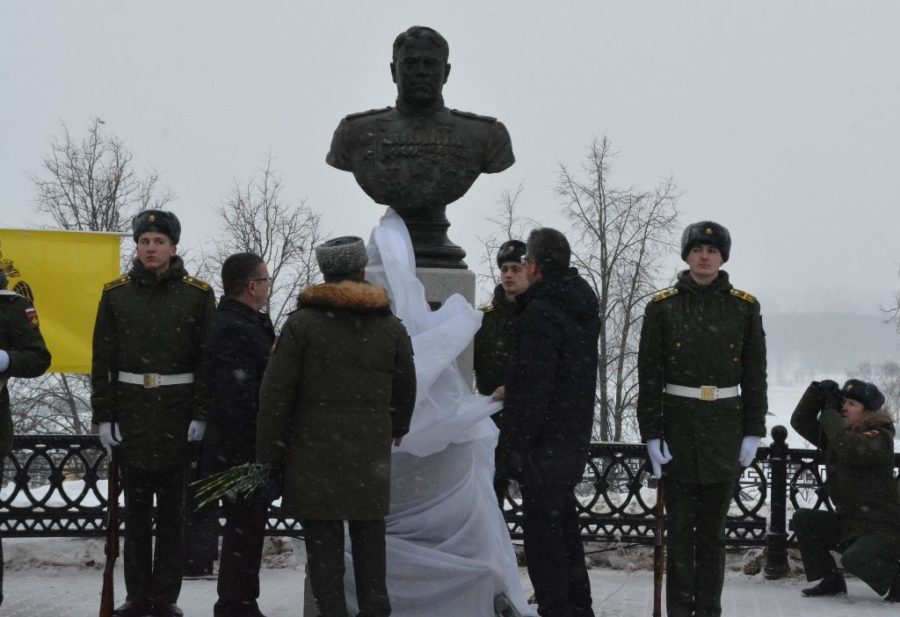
[646,438,673,479]
[187,420,207,442]
[98,422,121,456]
[0,350,9,372]
[739,435,761,467]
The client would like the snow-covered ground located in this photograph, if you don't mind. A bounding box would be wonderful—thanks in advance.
[3,537,900,616]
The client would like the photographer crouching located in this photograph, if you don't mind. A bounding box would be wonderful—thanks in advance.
[791,378,900,601]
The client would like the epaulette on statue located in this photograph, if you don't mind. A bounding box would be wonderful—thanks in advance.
[345,107,392,121]
[103,275,131,291]
[651,287,679,303]
[479,303,494,313]
[182,275,211,292]
[450,109,497,123]
[730,288,757,304]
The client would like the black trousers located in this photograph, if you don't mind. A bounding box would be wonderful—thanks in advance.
[214,491,269,611]
[793,508,900,595]
[520,483,595,617]
[302,518,389,617]
[664,479,734,617]
[122,464,186,605]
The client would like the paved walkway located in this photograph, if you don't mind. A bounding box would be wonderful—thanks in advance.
[4,564,900,616]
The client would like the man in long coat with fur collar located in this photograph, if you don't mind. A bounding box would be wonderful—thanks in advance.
[257,236,416,617]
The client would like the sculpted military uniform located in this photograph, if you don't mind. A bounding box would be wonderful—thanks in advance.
[637,269,767,617]
[91,257,215,470]
[327,106,514,215]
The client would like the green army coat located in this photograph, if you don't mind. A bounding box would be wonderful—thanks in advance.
[791,384,900,542]
[637,271,767,484]
[256,280,416,521]
[473,284,517,398]
[91,257,215,471]
[0,291,51,456]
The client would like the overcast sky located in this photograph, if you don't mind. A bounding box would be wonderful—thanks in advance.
[2,1,899,315]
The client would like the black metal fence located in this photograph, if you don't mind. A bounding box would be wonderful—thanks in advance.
[0,426,880,579]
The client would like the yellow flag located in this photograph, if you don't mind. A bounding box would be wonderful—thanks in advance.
[0,229,121,373]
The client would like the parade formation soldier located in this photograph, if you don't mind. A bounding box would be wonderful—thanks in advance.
[473,239,529,505]
[791,378,900,601]
[91,210,215,617]
[0,271,51,607]
[197,253,276,617]
[256,236,416,617]
[499,228,600,617]
[637,220,767,617]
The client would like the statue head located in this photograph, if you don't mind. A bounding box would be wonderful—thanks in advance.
[390,26,451,107]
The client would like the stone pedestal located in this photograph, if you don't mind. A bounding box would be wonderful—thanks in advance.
[416,267,477,381]
[302,268,478,617]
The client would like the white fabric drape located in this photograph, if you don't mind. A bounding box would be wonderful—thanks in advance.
[341,209,534,617]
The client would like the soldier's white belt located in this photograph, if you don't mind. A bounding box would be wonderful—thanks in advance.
[118,371,194,388]
[664,383,740,402]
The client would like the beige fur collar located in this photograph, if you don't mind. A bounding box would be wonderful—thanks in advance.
[853,409,894,432]
[298,281,391,314]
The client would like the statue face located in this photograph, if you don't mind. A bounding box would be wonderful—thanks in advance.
[391,37,450,106]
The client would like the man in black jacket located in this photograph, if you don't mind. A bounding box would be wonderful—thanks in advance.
[197,253,276,617]
[499,228,600,617]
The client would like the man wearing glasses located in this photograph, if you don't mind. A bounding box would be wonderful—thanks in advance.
[197,252,276,617]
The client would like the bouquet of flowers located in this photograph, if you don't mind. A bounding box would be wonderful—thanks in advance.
[190,462,274,509]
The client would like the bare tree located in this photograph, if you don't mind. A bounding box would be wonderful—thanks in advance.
[557,136,680,442]
[12,117,173,435]
[32,117,172,233]
[203,156,323,329]
[475,181,536,302]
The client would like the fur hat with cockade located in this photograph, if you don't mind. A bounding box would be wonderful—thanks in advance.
[841,379,886,412]
[681,221,731,263]
[132,210,181,244]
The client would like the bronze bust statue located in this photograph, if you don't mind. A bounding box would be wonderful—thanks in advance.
[326,26,515,269]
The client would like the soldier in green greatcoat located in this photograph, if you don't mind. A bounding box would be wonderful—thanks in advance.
[0,270,51,606]
[473,239,529,504]
[91,211,215,617]
[637,221,767,617]
[791,378,900,601]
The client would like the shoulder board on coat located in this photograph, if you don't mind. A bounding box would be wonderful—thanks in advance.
[345,106,393,121]
[863,429,881,438]
[651,287,679,302]
[730,288,757,304]
[479,303,494,313]
[182,275,211,292]
[450,109,497,123]
[103,275,131,292]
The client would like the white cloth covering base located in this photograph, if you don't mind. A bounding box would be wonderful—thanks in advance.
[338,209,535,617]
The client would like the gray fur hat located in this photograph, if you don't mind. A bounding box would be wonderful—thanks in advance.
[315,236,368,277]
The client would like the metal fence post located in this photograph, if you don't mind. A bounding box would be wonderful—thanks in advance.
[764,425,790,579]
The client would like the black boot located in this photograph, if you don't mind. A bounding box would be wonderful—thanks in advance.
[801,570,847,597]
[885,573,900,602]
[112,600,153,617]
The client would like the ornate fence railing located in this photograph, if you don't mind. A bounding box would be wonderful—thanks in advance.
[1,427,890,579]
